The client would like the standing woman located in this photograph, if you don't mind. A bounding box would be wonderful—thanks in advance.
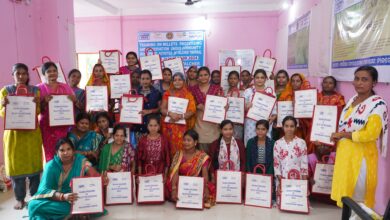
[211,70,221,85]
[160,72,196,157]
[244,69,277,145]
[186,66,198,89]
[68,69,85,118]
[119,51,141,75]
[331,66,388,209]
[226,70,244,139]
[275,69,289,100]
[239,70,252,92]
[0,63,43,209]
[154,67,172,95]
[38,62,76,162]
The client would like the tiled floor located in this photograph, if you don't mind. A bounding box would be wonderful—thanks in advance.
[0,190,342,220]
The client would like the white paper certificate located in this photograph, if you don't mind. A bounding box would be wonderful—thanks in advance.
[226,97,245,124]
[48,95,74,127]
[176,176,204,210]
[252,56,276,78]
[294,89,317,118]
[277,101,294,127]
[106,172,133,204]
[137,174,164,203]
[246,92,276,121]
[86,86,108,112]
[110,74,131,99]
[36,62,67,84]
[280,179,309,213]
[72,177,103,214]
[312,163,334,195]
[216,170,242,204]
[140,55,162,80]
[119,96,143,124]
[245,174,272,208]
[220,66,241,93]
[5,96,36,130]
[203,95,227,124]
[164,97,189,125]
[163,58,185,75]
[99,50,120,74]
[310,105,338,145]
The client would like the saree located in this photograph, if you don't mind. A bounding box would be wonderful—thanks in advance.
[161,86,196,156]
[98,142,135,173]
[72,87,85,118]
[28,154,93,220]
[0,85,43,177]
[38,82,74,162]
[68,130,103,165]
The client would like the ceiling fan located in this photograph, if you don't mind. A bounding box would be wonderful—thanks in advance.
[185,0,202,6]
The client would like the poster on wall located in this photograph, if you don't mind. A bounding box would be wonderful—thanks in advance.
[331,0,390,82]
[218,49,255,72]
[138,30,205,71]
[287,11,311,69]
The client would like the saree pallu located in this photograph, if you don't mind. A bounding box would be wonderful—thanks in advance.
[68,130,103,166]
[98,142,135,173]
[72,87,85,118]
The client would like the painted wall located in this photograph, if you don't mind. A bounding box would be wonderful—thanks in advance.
[0,0,76,163]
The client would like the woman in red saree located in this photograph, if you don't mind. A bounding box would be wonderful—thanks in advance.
[167,129,215,208]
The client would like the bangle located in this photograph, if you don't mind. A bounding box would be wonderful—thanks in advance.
[60,193,65,201]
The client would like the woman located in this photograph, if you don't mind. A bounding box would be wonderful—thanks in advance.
[131,71,141,90]
[99,124,136,173]
[275,69,289,100]
[38,61,76,161]
[186,65,198,89]
[274,116,308,196]
[68,69,85,118]
[330,66,388,209]
[119,51,141,75]
[226,70,244,139]
[239,70,252,91]
[167,130,214,208]
[68,112,104,166]
[244,69,276,145]
[133,70,162,139]
[0,63,42,209]
[191,66,224,152]
[211,70,221,85]
[154,67,172,94]
[209,120,246,183]
[28,138,102,219]
[160,72,196,157]
[94,111,113,145]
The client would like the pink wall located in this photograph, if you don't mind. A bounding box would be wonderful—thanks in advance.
[0,0,76,163]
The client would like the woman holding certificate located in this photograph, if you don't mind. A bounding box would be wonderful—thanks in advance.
[119,51,141,75]
[68,112,104,166]
[0,63,42,209]
[226,70,244,140]
[68,69,85,118]
[161,72,196,157]
[330,66,388,209]
[28,138,102,219]
[154,68,172,94]
[191,66,224,152]
[38,61,76,162]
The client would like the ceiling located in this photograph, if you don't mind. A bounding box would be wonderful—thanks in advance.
[73,0,288,17]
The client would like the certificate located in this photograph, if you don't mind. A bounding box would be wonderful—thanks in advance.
[245,173,272,208]
[106,172,133,205]
[71,177,103,214]
[4,96,36,130]
[226,97,245,124]
[137,174,164,204]
[119,95,143,124]
[163,58,185,75]
[110,74,131,99]
[48,95,74,127]
[36,62,67,84]
[280,179,309,214]
[246,92,276,121]
[176,176,204,210]
[310,105,338,146]
[203,95,228,124]
[312,163,334,195]
[220,65,241,93]
[164,97,189,125]
[294,89,317,118]
[216,170,242,204]
[99,50,120,74]
[277,101,294,127]
[140,55,163,80]
[251,56,276,78]
[85,86,108,112]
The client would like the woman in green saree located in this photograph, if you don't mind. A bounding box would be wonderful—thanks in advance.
[28,138,102,220]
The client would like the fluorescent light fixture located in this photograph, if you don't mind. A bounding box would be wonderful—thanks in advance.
[282,1,291,10]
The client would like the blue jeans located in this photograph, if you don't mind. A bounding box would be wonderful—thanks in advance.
[11,174,40,201]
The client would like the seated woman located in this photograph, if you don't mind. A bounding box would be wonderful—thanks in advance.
[94,111,114,145]
[67,112,104,166]
[167,129,215,208]
[99,124,136,174]
[28,138,102,220]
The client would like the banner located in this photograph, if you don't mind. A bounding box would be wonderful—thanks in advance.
[218,49,255,72]
[138,30,205,71]
[288,11,311,69]
[332,0,390,82]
